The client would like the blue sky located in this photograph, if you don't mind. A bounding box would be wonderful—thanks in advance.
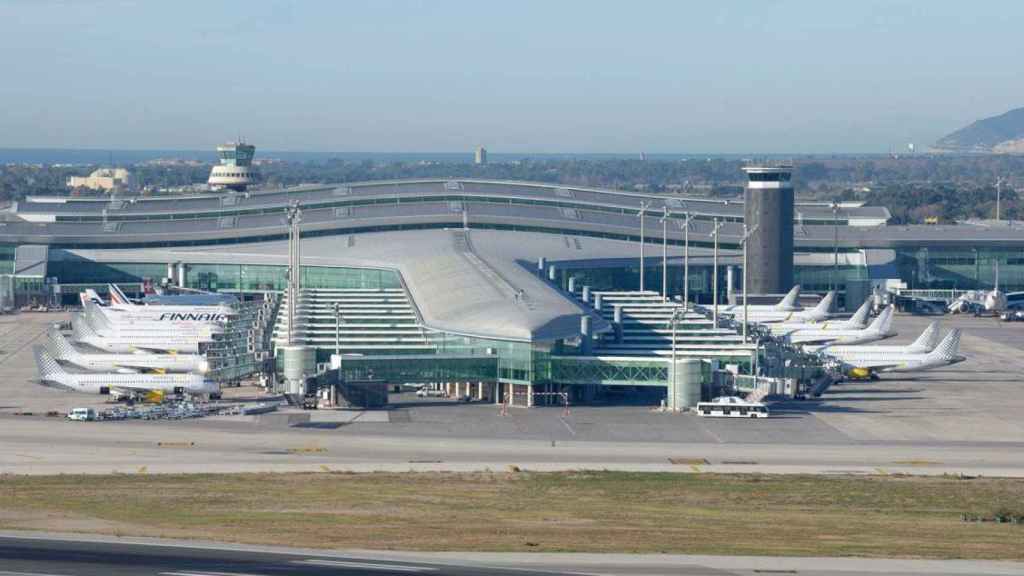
[1,0,1020,153]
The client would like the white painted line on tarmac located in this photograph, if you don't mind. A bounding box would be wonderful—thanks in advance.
[293,558,438,572]
[558,416,576,436]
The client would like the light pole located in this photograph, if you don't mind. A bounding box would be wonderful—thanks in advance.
[740,224,759,344]
[670,308,683,411]
[710,218,724,328]
[679,212,693,310]
[660,206,669,301]
[639,200,651,292]
[333,302,343,357]
[997,177,1003,222]
[831,202,839,294]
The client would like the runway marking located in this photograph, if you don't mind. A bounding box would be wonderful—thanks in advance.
[558,416,576,436]
[293,559,438,572]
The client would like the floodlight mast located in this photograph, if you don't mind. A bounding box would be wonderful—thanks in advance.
[639,200,651,292]
[660,206,669,301]
[710,218,725,328]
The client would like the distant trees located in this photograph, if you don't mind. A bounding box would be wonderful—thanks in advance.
[3,155,1024,225]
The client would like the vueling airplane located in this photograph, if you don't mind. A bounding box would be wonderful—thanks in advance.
[47,326,209,374]
[771,298,872,333]
[726,291,835,324]
[721,285,803,313]
[34,346,219,400]
[775,304,895,346]
[822,328,965,380]
[817,321,941,356]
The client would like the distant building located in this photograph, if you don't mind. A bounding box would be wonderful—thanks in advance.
[66,168,134,193]
[474,146,488,165]
[208,142,257,191]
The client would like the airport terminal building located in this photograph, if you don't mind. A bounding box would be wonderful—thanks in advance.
[3,176,1023,403]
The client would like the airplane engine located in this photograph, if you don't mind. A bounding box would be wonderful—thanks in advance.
[847,367,873,380]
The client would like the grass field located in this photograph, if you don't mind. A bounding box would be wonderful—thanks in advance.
[1,471,1023,559]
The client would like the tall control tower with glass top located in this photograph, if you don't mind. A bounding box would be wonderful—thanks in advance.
[208,141,257,191]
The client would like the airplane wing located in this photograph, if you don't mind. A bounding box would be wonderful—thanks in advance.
[133,346,178,355]
[113,365,167,375]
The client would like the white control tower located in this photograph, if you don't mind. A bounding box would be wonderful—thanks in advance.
[208,141,257,191]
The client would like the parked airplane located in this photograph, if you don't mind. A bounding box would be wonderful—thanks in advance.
[822,328,965,379]
[72,313,207,354]
[47,326,209,374]
[721,285,802,313]
[948,262,1008,315]
[34,346,219,400]
[81,301,223,338]
[817,321,941,356]
[771,298,873,333]
[777,304,895,346]
[726,291,835,324]
[82,289,231,326]
[104,284,233,319]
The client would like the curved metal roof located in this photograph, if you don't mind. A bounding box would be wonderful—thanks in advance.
[3,178,1023,250]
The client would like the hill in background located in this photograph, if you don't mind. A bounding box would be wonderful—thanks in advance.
[933,107,1024,153]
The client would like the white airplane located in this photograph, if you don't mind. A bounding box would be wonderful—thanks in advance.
[81,301,223,338]
[771,297,873,333]
[778,304,895,346]
[102,285,233,321]
[948,262,1008,315]
[721,285,802,313]
[822,328,965,380]
[33,346,219,401]
[72,313,207,354]
[47,326,209,374]
[726,291,835,324]
[818,321,941,357]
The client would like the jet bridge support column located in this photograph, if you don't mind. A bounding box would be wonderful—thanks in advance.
[580,315,592,355]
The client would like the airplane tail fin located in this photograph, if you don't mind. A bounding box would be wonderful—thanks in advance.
[84,289,105,306]
[868,304,894,334]
[108,284,132,306]
[33,345,64,379]
[86,305,113,331]
[848,298,872,328]
[775,285,801,311]
[72,313,98,340]
[812,291,835,316]
[911,321,941,352]
[46,326,79,361]
[928,329,962,362]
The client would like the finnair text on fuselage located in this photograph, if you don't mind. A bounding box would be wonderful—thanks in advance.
[158,312,229,322]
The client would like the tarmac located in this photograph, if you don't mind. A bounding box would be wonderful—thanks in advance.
[2,311,1024,477]
[2,532,1022,576]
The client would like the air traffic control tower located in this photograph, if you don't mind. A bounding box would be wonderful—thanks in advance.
[742,164,794,295]
[208,141,257,191]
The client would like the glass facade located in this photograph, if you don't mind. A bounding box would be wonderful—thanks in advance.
[894,247,1024,292]
[0,245,14,275]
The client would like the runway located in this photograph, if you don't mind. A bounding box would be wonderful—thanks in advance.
[0,534,560,576]
[1,533,1021,576]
